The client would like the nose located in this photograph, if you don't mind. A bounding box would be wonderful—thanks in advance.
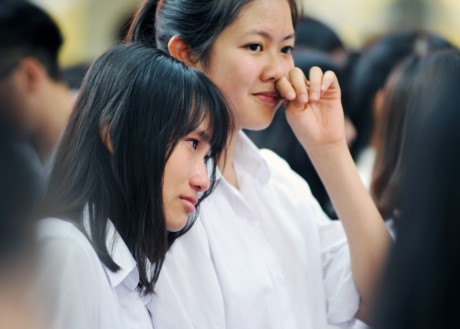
[190,162,211,192]
[260,52,292,82]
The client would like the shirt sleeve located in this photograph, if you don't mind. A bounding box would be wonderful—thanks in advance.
[36,228,122,329]
[261,149,360,327]
[298,170,360,327]
[317,219,360,327]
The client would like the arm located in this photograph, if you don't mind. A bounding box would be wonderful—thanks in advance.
[276,67,391,321]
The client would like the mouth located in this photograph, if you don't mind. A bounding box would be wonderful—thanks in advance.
[179,196,198,213]
[252,91,281,105]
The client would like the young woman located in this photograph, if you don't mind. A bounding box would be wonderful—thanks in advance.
[127,1,391,328]
[374,50,460,329]
[36,43,233,329]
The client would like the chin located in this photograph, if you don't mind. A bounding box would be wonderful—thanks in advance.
[166,215,189,232]
[244,112,278,131]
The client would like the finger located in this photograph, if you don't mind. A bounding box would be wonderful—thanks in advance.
[276,76,296,101]
[288,67,309,104]
[321,70,340,93]
[308,66,324,102]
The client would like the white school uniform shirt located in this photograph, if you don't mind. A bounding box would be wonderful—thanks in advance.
[150,132,360,329]
[36,217,154,329]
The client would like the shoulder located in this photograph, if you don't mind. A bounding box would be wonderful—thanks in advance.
[36,218,120,329]
[37,217,106,280]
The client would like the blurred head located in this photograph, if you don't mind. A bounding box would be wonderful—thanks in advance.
[373,50,460,329]
[0,2,63,138]
[294,16,346,64]
[349,30,454,158]
[45,43,233,293]
[127,0,298,131]
[371,56,421,219]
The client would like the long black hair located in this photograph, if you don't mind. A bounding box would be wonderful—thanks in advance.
[373,50,460,329]
[371,55,422,219]
[126,0,298,64]
[44,43,233,294]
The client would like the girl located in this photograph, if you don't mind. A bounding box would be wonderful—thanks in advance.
[36,43,233,329]
[128,1,390,328]
[374,50,460,329]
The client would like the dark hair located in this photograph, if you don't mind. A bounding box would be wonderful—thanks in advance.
[294,16,344,53]
[349,30,454,159]
[126,0,298,64]
[373,50,460,329]
[371,56,421,219]
[0,1,63,81]
[44,43,233,294]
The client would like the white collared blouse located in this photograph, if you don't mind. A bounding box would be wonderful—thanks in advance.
[149,132,360,329]
[37,218,154,329]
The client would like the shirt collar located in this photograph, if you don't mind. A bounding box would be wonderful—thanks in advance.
[104,221,139,291]
[232,131,271,185]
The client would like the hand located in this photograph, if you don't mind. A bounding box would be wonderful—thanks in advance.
[276,66,346,154]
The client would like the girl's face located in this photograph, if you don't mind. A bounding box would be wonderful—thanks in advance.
[201,0,295,131]
[162,121,212,232]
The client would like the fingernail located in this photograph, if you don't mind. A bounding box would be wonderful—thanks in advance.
[311,91,319,101]
[299,94,308,103]
[288,91,296,100]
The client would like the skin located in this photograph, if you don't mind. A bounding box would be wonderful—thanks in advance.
[162,122,212,232]
[168,0,391,322]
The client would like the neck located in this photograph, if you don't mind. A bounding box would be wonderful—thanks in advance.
[218,129,240,189]
[32,81,73,163]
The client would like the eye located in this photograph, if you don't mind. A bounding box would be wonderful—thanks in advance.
[187,139,199,150]
[281,46,294,54]
[245,43,263,52]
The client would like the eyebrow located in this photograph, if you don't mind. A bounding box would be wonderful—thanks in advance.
[197,130,211,143]
[242,29,295,42]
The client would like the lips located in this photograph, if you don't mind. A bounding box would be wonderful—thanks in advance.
[179,196,198,213]
[253,91,281,104]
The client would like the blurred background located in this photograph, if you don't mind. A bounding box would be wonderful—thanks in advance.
[31,0,460,68]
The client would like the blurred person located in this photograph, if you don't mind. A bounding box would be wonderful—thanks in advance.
[0,2,73,166]
[373,50,460,329]
[0,125,43,328]
[370,55,421,238]
[246,50,357,218]
[294,16,347,65]
[349,30,454,188]
[127,0,392,328]
[37,43,232,329]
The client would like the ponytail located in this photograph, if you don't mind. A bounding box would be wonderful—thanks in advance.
[125,0,159,47]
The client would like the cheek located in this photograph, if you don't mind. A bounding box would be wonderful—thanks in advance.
[207,52,260,99]
[285,57,295,74]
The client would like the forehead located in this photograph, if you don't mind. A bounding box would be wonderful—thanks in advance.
[226,0,294,38]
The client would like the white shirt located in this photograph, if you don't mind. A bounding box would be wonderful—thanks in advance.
[36,217,154,329]
[150,132,360,329]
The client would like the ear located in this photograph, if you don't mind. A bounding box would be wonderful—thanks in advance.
[17,58,45,94]
[168,35,198,67]
[100,123,114,153]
